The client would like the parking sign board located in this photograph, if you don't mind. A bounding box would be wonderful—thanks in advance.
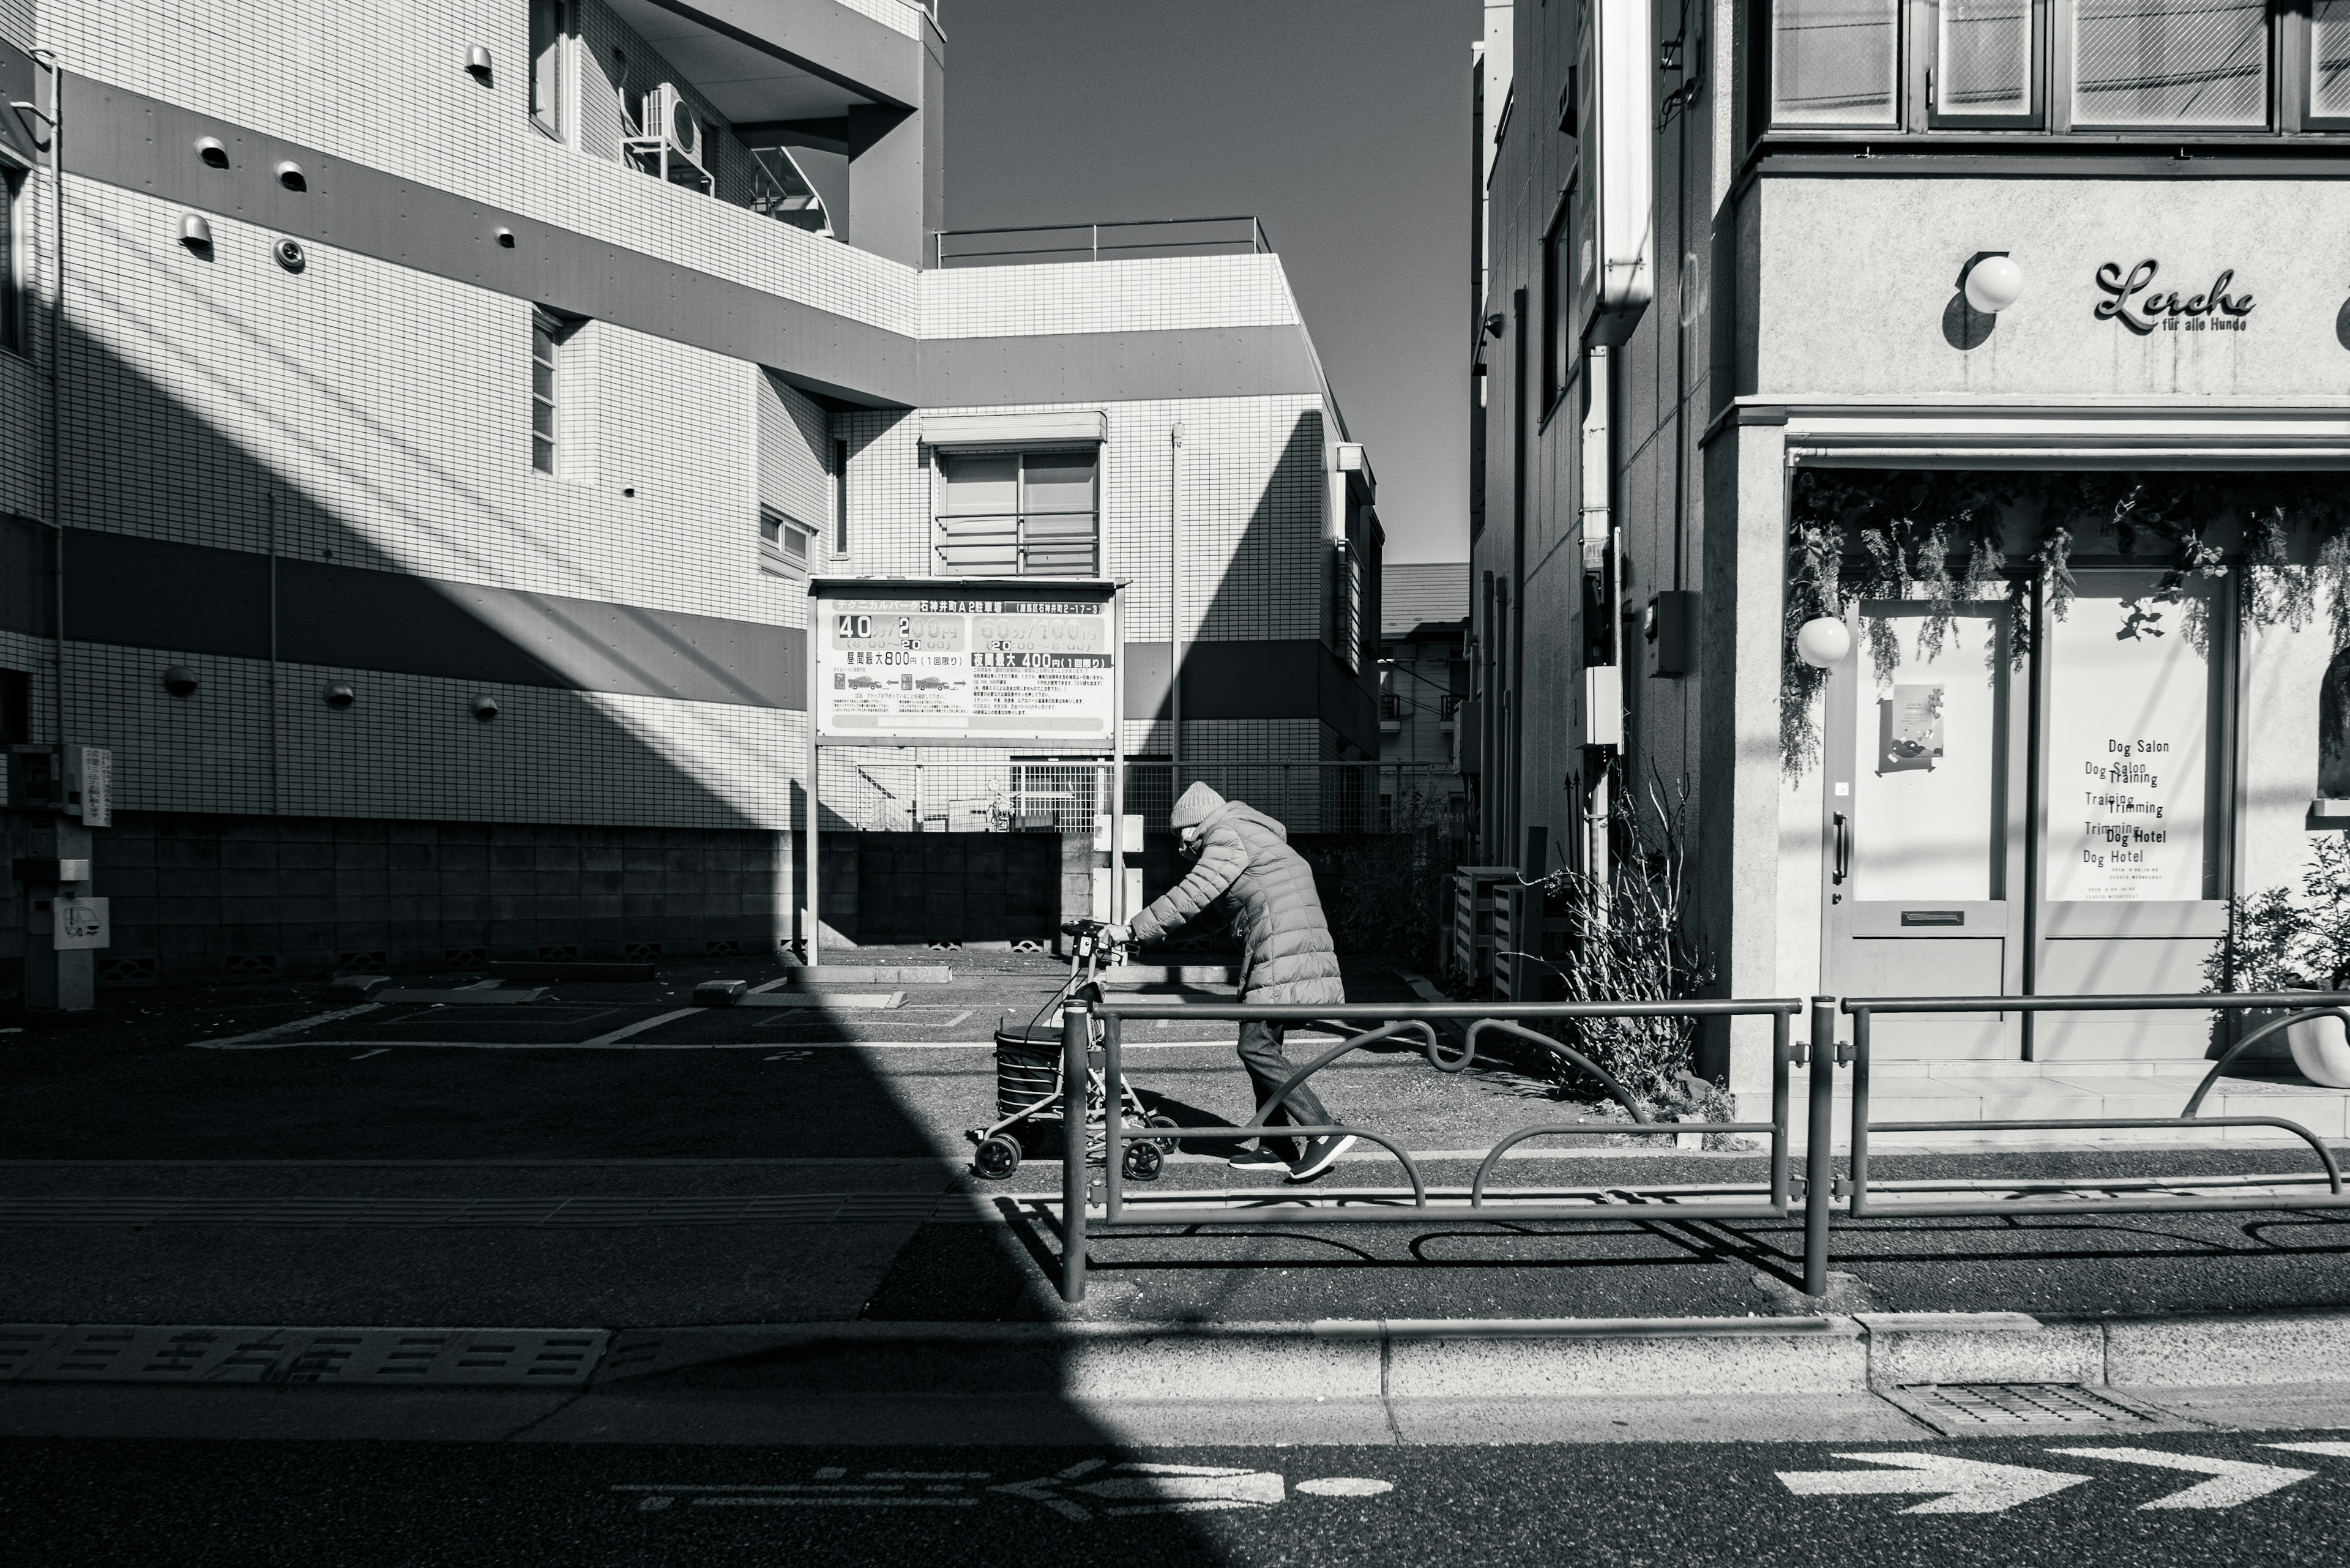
[810,579,1116,748]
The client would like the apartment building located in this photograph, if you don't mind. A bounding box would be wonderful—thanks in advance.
[1378,561,1467,772]
[0,0,1376,991]
[1475,1,2350,1112]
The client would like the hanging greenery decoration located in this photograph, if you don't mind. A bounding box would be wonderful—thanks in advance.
[1781,470,2350,774]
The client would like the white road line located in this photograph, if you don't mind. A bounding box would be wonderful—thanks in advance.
[2048,1447,2316,1509]
[192,1004,384,1048]
[2267,1441,2350,1459]
[349,1048,389,1061]
[941,1010,973,1028]
[695,1497,975,1508]
[578,1009,699,1047]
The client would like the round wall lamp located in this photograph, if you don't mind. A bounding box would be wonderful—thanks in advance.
[274,159,307,192]
[1794,616,1853,669]
[162,665,200,698]
[1963,254,2025,315]
[194,136,229,169]
[179,212,214,250]
[471,695,501,722]
[322,682,356,709]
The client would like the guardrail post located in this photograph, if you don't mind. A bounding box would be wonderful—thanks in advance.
[1061,1001,1090,1303]
[1804,995,1837,1296]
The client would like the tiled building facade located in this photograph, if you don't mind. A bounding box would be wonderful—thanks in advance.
[0,0,1376,983]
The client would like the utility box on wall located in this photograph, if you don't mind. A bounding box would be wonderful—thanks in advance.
[1645,590,1695,679]
[1574,664,1622,750]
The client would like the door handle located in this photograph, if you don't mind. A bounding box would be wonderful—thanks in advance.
[1832,812,1851,884]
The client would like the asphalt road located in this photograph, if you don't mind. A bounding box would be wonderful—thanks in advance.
[4,1428,2346,1567]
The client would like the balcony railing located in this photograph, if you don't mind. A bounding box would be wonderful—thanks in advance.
[932,215,1272,269]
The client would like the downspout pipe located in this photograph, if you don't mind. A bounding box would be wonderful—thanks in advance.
[1169,422,1184,776]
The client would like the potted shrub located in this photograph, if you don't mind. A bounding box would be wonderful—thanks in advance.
[2205,837,2350,1088]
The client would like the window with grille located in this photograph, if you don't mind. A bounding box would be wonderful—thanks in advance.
[937,449,1099,577]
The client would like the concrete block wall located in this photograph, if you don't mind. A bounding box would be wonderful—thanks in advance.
[94,812,789,982]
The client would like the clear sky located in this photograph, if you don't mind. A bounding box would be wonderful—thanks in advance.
[939,0,1481,564]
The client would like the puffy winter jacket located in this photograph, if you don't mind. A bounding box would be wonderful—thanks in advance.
[1127,790,1345,1006]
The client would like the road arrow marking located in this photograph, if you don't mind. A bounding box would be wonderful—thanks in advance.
[1072,1463,1284,1515]
[2266,1441,2350,1460]
[2046,1448,2316,1510]
[1777,1453,2091,1514]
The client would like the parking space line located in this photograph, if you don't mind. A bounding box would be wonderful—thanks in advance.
[192,1005,384,1049]
[578,1009,701,1047]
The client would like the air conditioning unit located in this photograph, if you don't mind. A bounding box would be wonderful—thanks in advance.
[641,83,706,179]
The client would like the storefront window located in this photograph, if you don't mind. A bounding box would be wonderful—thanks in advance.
[2315,1,2350,121]
[2070,0,2269,127]
[2042,572,2220,903]
[1770,0,1901,126]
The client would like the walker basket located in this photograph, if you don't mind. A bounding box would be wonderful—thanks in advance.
[992,1025,1100,1123]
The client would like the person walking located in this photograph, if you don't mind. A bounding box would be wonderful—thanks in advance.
[1109,781,1355,1181]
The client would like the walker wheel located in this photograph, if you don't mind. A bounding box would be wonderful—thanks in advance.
[1147,1113,1181,1154]
[974,1135,1023,1181]
[1122,1142,1165,1182]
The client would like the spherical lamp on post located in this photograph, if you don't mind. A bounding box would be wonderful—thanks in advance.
[1794,616,1853,670]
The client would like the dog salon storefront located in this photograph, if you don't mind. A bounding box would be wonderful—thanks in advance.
[1695,175,2350,1087]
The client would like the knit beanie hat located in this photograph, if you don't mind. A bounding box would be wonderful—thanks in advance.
[1168,780,1226,831]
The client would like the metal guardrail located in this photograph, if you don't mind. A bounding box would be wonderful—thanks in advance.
[1841,993,2350,1227]
[933,215,1270,269]
[1040,991,2350,1305]
[1055,998,1806,1303]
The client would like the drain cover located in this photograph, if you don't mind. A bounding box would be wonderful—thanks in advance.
[1887,1381,2168,1436]
[1,1325,607,1386]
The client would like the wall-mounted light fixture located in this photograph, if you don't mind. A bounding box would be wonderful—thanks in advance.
[194,136,228,168]
[471,695,500,722]
[323,682,356,709]
[466,45,494,79]
[1963,253,2025,315]
[179,212,213,250]
[1794,616,1852,669]
[162,666,200,698]
[274,160,307,192]
[275,237,307,272]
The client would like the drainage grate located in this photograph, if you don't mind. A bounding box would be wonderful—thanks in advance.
[1,1326,608,1385]
[1889,1381,2165,1435]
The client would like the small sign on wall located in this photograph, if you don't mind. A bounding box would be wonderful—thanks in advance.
[53,897,110,950]
[67,746,111,827]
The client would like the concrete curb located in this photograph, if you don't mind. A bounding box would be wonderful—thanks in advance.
[596,1309,2350,1402]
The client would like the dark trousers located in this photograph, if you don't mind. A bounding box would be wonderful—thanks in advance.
[1237,1018,1334,1160]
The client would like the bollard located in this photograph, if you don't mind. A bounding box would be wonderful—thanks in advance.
[1803,995,1837,1296]
[1059,1001,1090,1303]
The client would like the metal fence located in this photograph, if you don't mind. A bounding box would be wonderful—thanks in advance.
[815,756,1465,837]
[1040,991,2350,1304]
[932,215,1270,269]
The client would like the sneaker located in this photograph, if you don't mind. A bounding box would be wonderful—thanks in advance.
[1286,1133,1356,1183]
[1226,1144,1288,1170]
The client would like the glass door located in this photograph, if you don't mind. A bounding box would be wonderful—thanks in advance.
[1822,601,2027,1057]
[2031,569,2231,1059]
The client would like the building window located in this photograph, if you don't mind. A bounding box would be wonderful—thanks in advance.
[1933,0,2037,125]
[834,437,849,555]
[530,0,565,138]
[2072,0,2266,127]
[531,308,561,474]
[1541,205,1569,414]
[761,505,815,577]
[1769,0,1901,127]
[1379,692,1404,721]
[1439,693,1465,721]
[936,449,1099,577]
[0,167,23,357]
[1762,1,2337,135]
